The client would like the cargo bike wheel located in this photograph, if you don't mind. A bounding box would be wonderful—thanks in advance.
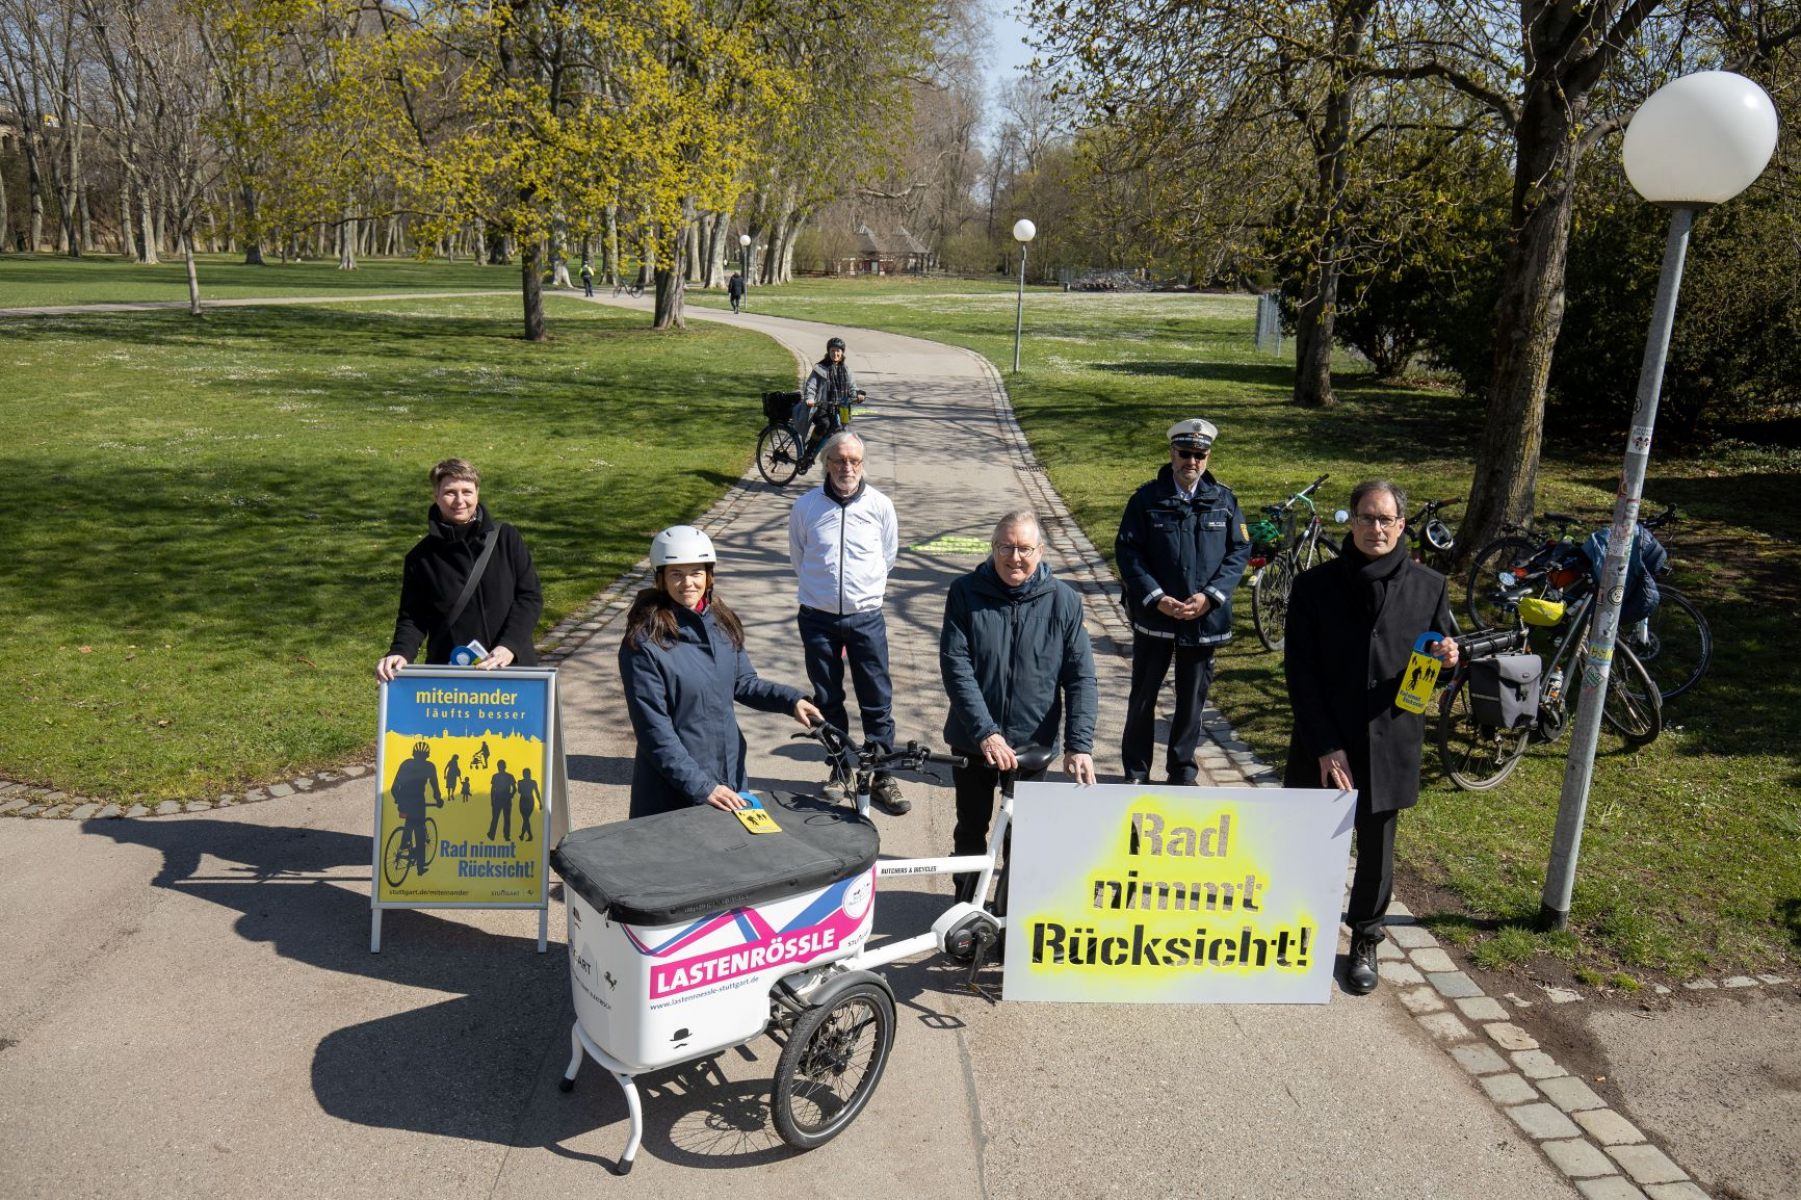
[756,423,803,487]
[772,976,895,1150]
[1436,674,1530,791]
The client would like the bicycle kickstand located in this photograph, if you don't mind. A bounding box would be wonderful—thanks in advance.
[963,923,1002,1003]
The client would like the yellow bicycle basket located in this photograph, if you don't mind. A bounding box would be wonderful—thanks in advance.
[1518,597,1565,627]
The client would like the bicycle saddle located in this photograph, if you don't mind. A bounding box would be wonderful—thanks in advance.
[1012,744,1058,775]
[1540,511,1580,526]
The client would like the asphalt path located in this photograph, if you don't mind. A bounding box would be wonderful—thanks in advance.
[0,299,1578,1198]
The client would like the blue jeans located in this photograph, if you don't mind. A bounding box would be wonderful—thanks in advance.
[797,606,895,763]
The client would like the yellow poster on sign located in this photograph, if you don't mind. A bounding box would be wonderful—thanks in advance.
[1004,784,1355,1004]
[372,669,558,913]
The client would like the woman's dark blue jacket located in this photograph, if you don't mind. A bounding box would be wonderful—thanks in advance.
[619,602,802,818]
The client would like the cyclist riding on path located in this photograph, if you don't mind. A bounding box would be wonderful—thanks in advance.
[797,337,861,456]
[391,741,443,873]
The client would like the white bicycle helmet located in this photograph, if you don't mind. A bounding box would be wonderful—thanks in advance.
[649,525,716,567]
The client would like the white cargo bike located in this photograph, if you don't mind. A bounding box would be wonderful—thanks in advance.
[549,723,1051,1173]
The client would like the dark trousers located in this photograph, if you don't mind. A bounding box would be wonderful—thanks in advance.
[1121,634,1216,782]
[1347,804,1399,942]
[950,754,1049,913]
[487,795,511,841]
[797,606,895,765]
[401,814,429,870]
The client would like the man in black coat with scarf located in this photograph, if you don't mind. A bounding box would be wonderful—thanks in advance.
[1284,480,1458,995]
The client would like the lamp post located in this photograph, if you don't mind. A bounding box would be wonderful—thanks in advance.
[1539,71,1778,932]
[738,232,752,302]
[1012,218,1036,373]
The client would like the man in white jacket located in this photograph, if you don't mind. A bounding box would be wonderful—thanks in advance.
[788,430,906,814]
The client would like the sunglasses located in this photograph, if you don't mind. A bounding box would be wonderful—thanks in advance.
[1175,447,1210,461]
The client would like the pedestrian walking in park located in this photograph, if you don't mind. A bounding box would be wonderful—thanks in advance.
[789,431,906,813]
[940,512,1097,910]
[797,337,863,459]
[444,753,462,799]
[391,741,444,873]
[375,459,543,682]
[517,767,541,841]
[580,259,595,298]
[727,271,746,313]
[619,525,822,819]
[487,760,517,841]
[1283,480,1458,995]
[1115,418,1251,784]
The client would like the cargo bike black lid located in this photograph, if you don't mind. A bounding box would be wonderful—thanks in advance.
[550,792,879,926]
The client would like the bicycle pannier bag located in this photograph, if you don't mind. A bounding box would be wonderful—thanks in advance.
[762,389,801,422]
[1469,653,1542,730]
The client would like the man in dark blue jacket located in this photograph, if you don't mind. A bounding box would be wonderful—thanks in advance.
[941,512,1098,904]
[1115,419,1251,784]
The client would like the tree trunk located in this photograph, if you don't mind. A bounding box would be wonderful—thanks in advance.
[521,241,546,341]
[241,181,264,264]
[79,184,93,252]
[23,135,45,251]
[337,216,357,270]
[1291,252,1341,406]
[137,188,159,264]
[182,230,202,317]
[550,219,572,288]
[0,163,9,253]
[637,225,655,288]
[653,266,685,329]
[604,204,619,285]
[1458,91,1586,563]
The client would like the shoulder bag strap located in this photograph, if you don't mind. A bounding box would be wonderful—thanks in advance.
[445,528,499,632]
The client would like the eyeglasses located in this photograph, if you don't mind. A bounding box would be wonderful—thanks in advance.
[1352,513,1401,529]
[827,457,863,468]
[994,543,1042,557]
[1174,448,1210,461]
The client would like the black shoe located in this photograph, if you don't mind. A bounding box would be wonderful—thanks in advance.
[870,776,911,815]
[1123,772,1150,785]
[1345,935,1380,995]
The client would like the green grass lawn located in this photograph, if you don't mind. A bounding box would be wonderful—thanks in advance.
[0,252,521,307]
[697,278,1801,981]
[2,294,793,802]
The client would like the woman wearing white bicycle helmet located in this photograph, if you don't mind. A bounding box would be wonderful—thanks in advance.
[619,525,822,818]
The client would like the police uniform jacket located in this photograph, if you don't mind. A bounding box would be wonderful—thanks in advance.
[1281,546,1454,813]
[620,603,804,818]
[1115,465,1251,646]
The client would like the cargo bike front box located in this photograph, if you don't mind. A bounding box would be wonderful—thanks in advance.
[550,792,897,1170]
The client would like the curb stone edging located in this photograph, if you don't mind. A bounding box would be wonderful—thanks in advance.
[974,356,1713,1199]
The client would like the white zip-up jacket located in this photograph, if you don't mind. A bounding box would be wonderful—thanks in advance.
[789,480,898,615]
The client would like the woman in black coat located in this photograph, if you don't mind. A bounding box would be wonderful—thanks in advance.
[376,458,543,681]
[619,525,821,818]
[1283,480,1457,994]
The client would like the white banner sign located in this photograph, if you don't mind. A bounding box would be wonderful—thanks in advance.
[1003,784,1355,1004]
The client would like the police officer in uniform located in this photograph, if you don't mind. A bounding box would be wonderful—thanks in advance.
[1115,419,1251,784]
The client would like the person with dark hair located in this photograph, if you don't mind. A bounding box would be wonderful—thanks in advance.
[1283,479,1458,996]
[1115,418,1251,784]
[376,458,543,682]
[796,337,864,460]
[727,271,746,313]
[579,259,595,298]
[619,525,822,819]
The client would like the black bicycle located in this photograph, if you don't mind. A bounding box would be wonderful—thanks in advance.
[1407,496,1460,575]
[1463,504,1711,701]
[1247,474,1338,652]
[755,388,865,487]
[1439,548,1662,791]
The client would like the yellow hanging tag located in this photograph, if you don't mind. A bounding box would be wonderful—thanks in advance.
[1395,633,1446,714]
[733,793,781,834]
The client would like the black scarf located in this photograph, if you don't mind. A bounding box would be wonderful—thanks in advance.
[1342,540,1409,623]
